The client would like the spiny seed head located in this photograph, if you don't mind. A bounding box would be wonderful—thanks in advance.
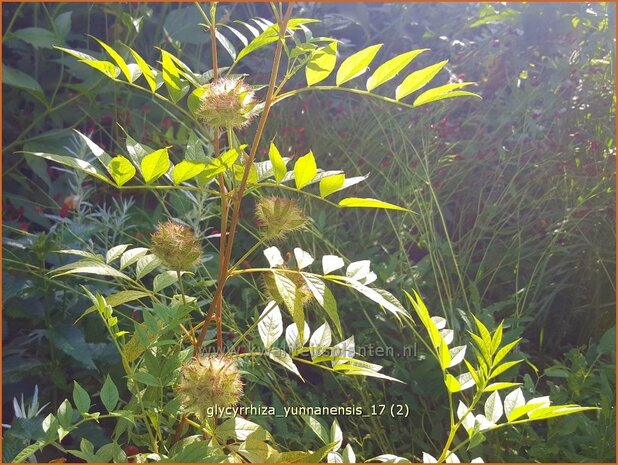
[255,196,308,240]
[176,355,243,420]
[195,78,260,129]
[150,220,201,270]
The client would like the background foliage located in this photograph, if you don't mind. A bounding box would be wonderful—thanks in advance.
[3,2,615,463]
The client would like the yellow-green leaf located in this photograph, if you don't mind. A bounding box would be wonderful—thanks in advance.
[269,142,286,183]
[92,37,132,82]
[127,46,156,91]
[336,44,382,86]
[294,151,317,189]
[141,148,170,183]
[445,373,461,393]
[172,160,205,184]
[109,155,136,186]
[319,173,345,198]
[55,46,120,79]
[366,48,428,91]
[413,84,479,107]
[395,60,448,101]
[338,197,410,212]
[306,41,338,86]
[160,49,188,103]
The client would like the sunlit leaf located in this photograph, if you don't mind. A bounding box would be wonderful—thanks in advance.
[268,142,286,183]
[322,255,345,275]
[173,160,205,184]
[309,322,332,359]
[413,83,479,107]
[294,151,317,189]
[92,36,133,82]
[484,391,503,423]
[366,49,428,91]
[319,173,345,198]
[141,148,170,184]
[338,197,410,211]
[109,155,136,186]
[268,348,303,380]
[395,60,448,101]
[306,41,338,86]
[336,44,382,86]
[127,46,157,91]
[258,302,283,349]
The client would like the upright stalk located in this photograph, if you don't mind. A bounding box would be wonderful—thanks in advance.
[193,3,294,356]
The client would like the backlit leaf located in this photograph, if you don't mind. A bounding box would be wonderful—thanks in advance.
[109,155,136,186]
[268,142,286,183]
[173,160,205,184]
[141,148,170,183]
[306,41,338,86]
[338,197,410,211]
[395,60,448,101]
[367,49,428,91]
[336,44,382,86]
[294,151,317,189]
[319,173,345,198]
[258,301,283,349]
[100,375,119,412]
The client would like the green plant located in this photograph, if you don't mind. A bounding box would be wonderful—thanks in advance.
[4,2,603,463]
[8,2,479,462]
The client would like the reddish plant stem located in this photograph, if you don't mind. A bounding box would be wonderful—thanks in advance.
[193,4,294,357]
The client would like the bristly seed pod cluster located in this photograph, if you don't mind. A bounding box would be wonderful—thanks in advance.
[176,355,243,420]
[255,196,308,240]
[195,77,260,129]
[150,220,202,270]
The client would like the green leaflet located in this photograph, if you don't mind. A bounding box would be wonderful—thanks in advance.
[366,49,428,91]
[268,142,287,183]
[395,60,448,101]
[293,151,317,189]
[140,147,171,184]
[336,44,382,86]
[306,41,338,86]
[172,160,206,184]
[338,197,410,212]
[109,155,135,186]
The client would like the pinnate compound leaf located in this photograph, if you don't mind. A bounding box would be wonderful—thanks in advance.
[338,197,410,211]
[395,60,447,101]
[141,148,170,183]
[336,44,382,86]
[306,41,338,86]
[367,49,428,91]
[109,155,136,186]
[294,151,317,189]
